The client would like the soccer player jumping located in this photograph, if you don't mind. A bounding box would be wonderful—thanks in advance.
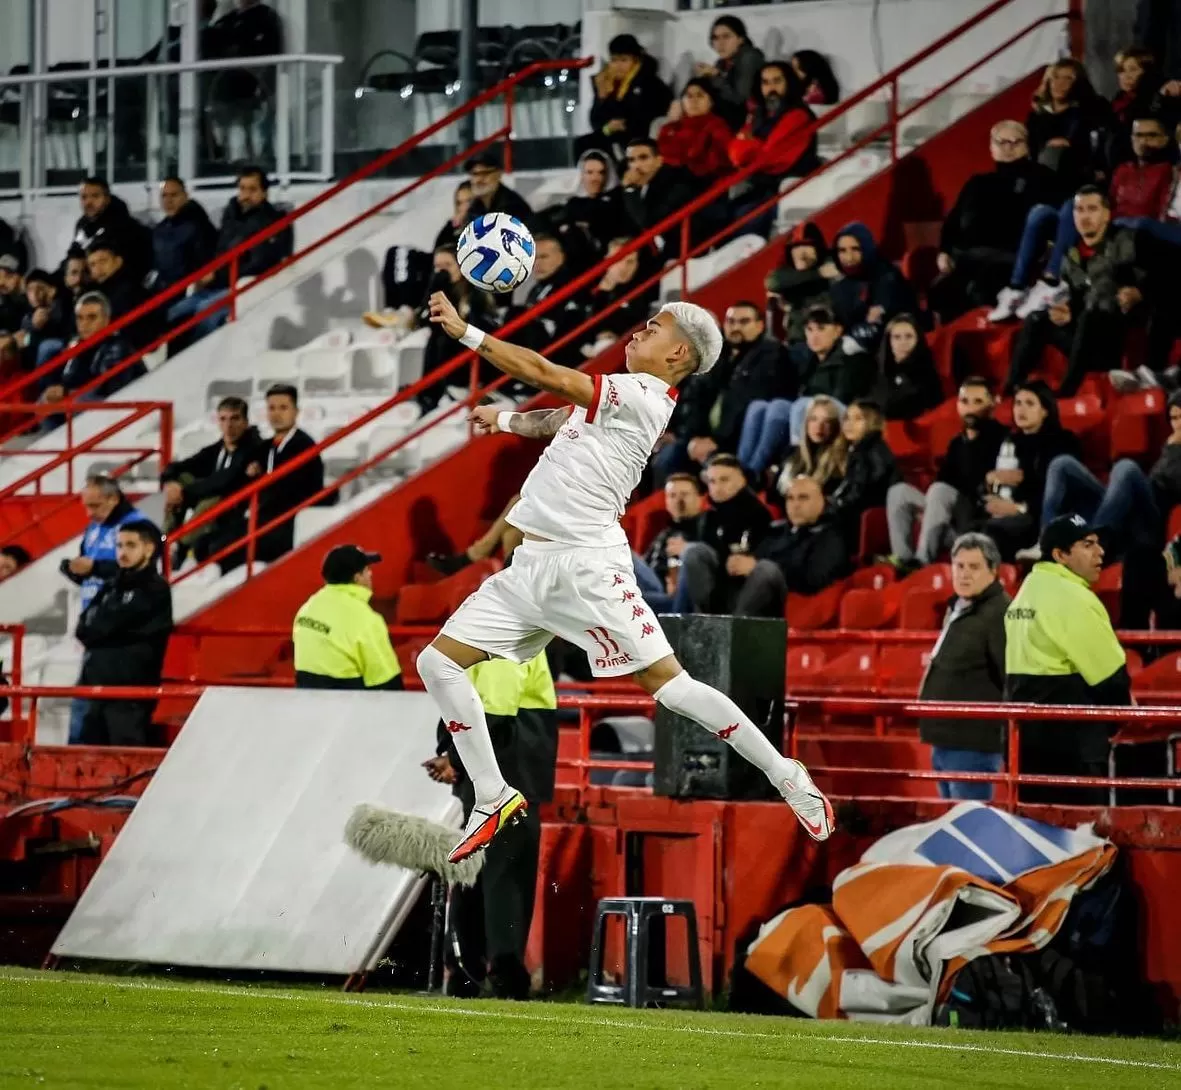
[421,291,834,862]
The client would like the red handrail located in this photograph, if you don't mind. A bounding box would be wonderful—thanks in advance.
[152,0,1069,586]
[0,56,594,416]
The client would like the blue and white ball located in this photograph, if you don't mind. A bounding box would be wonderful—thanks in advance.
[457,212,536,294]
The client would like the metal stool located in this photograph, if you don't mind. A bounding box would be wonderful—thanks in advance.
[586,897,704,1008]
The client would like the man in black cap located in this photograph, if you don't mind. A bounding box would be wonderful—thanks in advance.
[1004,514,1130,802]
[464,153,535,229]
[292,545,402,690]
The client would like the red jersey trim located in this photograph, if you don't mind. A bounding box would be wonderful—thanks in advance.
[586,373,604,423]
[667,385,679,402]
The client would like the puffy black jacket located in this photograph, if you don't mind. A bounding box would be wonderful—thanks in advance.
[72,195,154,282]
[77,563,173,687]
[918,580,1010,752]
[210,198,293,290]
[826,431,900,530]
[153,199,218,290]
[880,340,944,421]
[936,418,1006,496]
[60,333,145,396]
[697,488,772,564]
[1061,224,1152,313]
[797,340,876,405]
[677,338,796,450]
[755,518,850,594]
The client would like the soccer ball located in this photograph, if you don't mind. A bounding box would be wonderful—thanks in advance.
[457,212,536,294]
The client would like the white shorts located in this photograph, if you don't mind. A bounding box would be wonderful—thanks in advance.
[440,539,674,677]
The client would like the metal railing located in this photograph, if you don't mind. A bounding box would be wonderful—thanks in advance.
[0,0,1071,587]
[138,0,1071,589]
[1,684,1177,811]
[0,52,343,201]
[0,57,593,458]
[0,401,172,550]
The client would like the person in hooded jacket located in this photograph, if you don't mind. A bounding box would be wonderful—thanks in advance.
[75,519,172,747]
[728,62,820,236]
[930,120,1064,322]
[72,177,153,283]
[85,240,160,352]
[695,15,765,131]
[829,221,919,354]
[764,221,837,344]
[542,151,623,270]
[878,314,944,421]
[959,380,1080,559]
[582,34,674,165]
[151,176,218,293]
[825,399,900,548]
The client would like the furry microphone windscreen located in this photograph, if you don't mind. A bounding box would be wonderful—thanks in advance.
[344,803,485,887]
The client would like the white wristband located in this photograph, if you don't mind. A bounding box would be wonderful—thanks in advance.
[459,324,485,350]
[497,411,516,434]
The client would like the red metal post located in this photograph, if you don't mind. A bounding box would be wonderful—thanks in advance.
[159,402,173,470]
[680,219,690,299]
[246,492,258,578]
[504,85,514,174]
[228,257,239,322]
[65,408,74,494]
[1006,717,1020,812]
[889,78,899,163]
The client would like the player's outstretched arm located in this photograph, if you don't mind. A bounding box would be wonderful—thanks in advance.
[429,291,596,409]
[470,405,572,438]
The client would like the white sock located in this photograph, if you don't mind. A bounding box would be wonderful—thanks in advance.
[653,670,790,784]
[417,646,508,805]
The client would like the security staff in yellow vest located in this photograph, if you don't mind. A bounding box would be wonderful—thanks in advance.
[424,651,557,999]
[1004,515,1130,803]
[292,545,403,690]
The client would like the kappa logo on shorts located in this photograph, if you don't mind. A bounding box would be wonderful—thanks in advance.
[611,574,625,586]
[631,604,646,620]
[640,623,656,637]
[717,724,739,740]
[587,626,633,669]
[446,720,471,734]
[622,590,636,602]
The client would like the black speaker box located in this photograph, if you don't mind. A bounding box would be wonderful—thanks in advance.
[653,615,786,800]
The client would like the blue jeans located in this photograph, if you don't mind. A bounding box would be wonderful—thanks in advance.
[632,551,673,613]
[68,698,91,744]
[1040,454,1159,544]
[737,398,795,473]
[1011,199,1074,287]
[167,288,231,341]
[931,746,1004,800]
[1115,216,1181,249]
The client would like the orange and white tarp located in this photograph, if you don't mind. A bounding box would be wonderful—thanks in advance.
[744,802,1116,1024]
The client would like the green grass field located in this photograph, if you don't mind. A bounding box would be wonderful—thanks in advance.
[1,967,1179,1090]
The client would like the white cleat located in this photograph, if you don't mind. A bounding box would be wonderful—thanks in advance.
[987,286,1026,323]
[777,759,836,842]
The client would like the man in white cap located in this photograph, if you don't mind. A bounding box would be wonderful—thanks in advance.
[420,290,835,863]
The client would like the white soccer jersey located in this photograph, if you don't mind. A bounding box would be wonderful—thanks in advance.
[506,371,677,548]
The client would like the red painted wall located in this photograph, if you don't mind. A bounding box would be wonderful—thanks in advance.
[176,73,1042,684]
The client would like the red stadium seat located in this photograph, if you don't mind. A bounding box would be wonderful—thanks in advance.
[1166,504,1181,542]
[996,563,1020,595]
[899,586,947,630]
[1094,562,1122,626]
[1110,389,1168,462]
[442,559,502,612]
[848,563,896,591]
[856,508,890,562]
[804,647,879,695]
[394,581,451,624]
[878,645,933,695]
[394,638,434,685]
[839,587,900,630]
[786,581,846,630]
[787,644,827,686]
[1132,651,1181,700]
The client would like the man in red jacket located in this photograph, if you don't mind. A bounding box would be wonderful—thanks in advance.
[1110,116,1177,221]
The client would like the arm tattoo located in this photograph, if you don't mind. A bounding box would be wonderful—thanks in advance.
[508,406,573,439]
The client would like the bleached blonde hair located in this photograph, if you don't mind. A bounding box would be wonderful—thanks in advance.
[660,302,724,375]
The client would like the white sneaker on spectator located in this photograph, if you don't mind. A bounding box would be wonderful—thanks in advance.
[988,286,1026,322]
[1136,365,1161,390]
[1015,280,1067,319]
[1015,544,1042,562]
[1109,369,1141,393]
